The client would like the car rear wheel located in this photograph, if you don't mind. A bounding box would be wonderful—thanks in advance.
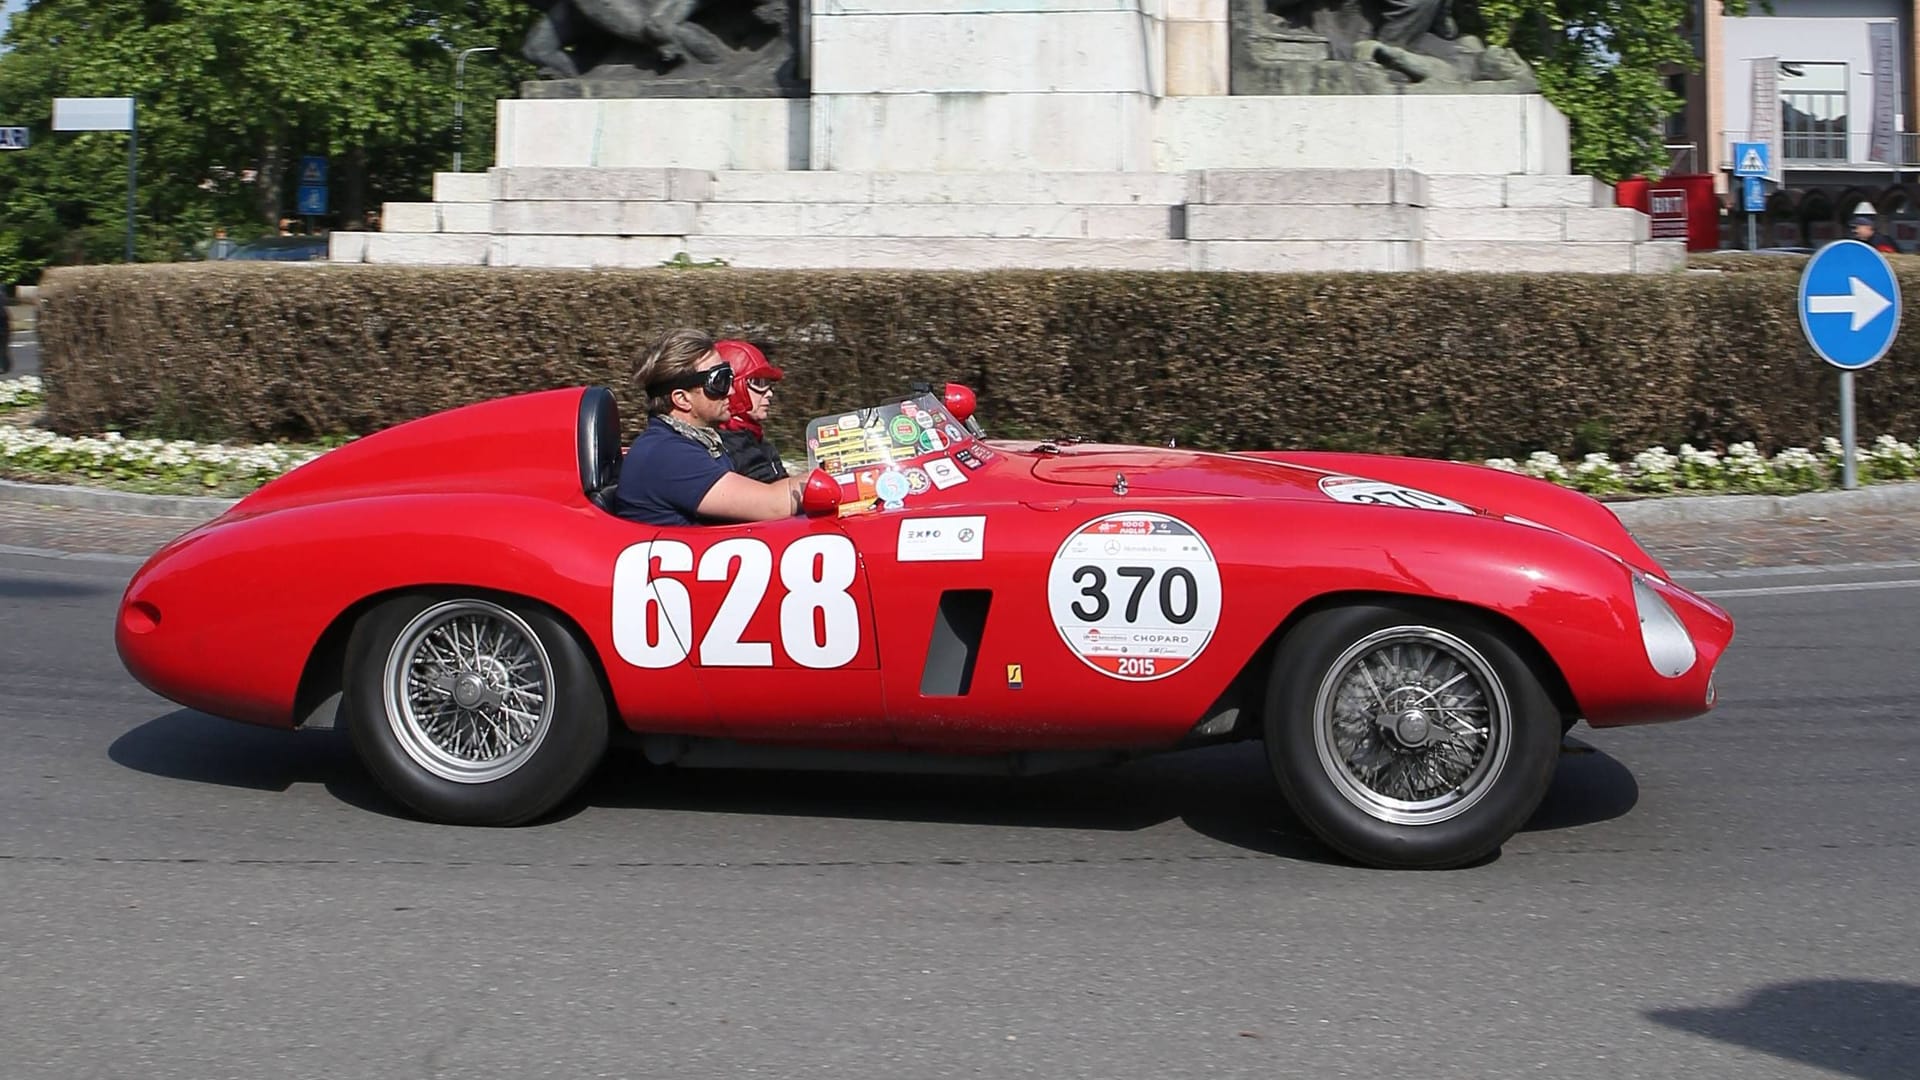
[344,594,609,826]
[1264,601,1560,869]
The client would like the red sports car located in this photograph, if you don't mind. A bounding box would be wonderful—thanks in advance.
[115,383,1732,869]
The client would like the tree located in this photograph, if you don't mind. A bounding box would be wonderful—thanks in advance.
[0,0,533,283]
[1469,0,1764,183]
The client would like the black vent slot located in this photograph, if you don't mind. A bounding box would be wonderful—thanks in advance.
[920,590,992,696]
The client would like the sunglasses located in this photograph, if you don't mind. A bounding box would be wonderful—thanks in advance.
[647,362,734,401]
[746,378,776,395]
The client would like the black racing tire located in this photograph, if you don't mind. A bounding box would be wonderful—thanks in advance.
[343,592,609,826]
[1263,600,1560,870]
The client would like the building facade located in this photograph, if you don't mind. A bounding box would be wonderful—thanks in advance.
[1677,0,1920,249]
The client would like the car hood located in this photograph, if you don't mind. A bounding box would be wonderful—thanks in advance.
[1015,442,1666,578]
[1027,444,1461,505]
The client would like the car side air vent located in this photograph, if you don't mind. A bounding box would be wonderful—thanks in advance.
[920,590,993,697]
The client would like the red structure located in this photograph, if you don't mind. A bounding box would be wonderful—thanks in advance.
[1617,173,1719,252]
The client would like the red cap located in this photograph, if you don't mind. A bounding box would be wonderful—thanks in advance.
[716,339,783,433]
[715,339,784,383]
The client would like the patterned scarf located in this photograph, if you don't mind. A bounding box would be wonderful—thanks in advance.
[661,414,725,459]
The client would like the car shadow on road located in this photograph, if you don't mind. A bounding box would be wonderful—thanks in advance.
[1523,733,1640,832]
[576,740,1352,864]
[108,712,1640,866]
[1647,980,1920,1079]
[107,708,401,816]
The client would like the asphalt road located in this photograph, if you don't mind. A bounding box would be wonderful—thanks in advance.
[4,548,1917,1080]
[5,329,38,377]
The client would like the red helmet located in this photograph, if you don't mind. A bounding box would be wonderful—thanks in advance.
[715,339,784,429]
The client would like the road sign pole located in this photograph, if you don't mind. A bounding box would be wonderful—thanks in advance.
[1841,370,1859,490]
[1747,213,1757,252]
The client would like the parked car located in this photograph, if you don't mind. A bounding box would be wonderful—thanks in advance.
[114,383,1734,869]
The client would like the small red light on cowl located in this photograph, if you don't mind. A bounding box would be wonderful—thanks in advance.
[943,383,977,423]
[800,469,843,516]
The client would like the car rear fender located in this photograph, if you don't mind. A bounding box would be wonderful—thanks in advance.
[290,584,621,740]
[119,493,644,729]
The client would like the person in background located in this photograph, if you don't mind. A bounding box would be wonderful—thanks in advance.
[1849,202,1899,254]
[207,228,238,260]
[715,339,790,483]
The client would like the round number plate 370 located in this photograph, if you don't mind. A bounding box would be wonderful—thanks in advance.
[1046,512,1222,681]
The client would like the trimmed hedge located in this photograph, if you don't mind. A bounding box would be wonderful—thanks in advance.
[35,262,1920,461]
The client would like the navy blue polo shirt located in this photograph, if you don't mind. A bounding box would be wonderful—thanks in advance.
[613,417,735,526]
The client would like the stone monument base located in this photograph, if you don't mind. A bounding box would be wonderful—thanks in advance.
[332,165,1679,274]
[496,92,1570,175]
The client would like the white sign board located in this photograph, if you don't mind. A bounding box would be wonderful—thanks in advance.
[0,127,27,150]
[52,97,134,132]
[1650,189,1689,240]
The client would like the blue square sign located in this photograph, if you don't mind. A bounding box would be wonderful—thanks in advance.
[1733,141,1771,178]
[297,185,328,216]
[1743,176,1767,213]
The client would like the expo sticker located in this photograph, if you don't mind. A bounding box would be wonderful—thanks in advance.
[1047,512,1221,682]
[1318,475,1474,514]
[898,516,986,562]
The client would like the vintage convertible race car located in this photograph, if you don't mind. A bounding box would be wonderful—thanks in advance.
[115,383,1733,869]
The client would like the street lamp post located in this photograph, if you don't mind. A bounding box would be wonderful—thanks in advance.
[454,46,498,174]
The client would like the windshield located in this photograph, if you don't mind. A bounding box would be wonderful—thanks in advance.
[804,393,983,509]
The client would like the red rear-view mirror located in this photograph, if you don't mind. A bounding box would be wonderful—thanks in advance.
[943,383,977,423]
[801,468,842,516]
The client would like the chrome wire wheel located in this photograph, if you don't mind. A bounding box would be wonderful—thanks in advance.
[381,599,556,785]
[1312,626,1512,826]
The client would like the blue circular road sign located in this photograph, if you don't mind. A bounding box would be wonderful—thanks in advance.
[1797,239,1901,369]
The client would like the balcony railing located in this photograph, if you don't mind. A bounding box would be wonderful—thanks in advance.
[1718,130,1920,169]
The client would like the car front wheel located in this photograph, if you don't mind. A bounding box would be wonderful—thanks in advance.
[1265,601,1561,869]
[344,593,609,826]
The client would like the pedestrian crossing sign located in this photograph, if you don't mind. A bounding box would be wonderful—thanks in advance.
[299,155,327,186]
[1733,142,1771,178]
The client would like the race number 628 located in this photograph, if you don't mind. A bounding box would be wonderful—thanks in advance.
[612,535,860,670]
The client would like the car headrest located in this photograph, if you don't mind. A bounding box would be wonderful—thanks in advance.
[578,386,622,509]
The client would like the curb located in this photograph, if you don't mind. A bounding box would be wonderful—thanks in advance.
[2,474,1920,526]
[0,478,240,519]
[1603,481,1920,526]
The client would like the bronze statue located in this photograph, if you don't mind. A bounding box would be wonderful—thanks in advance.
[520,0,803,97]
[1234,0,1537,95]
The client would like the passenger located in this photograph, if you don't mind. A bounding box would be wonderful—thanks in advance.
[612,329,803,525]
[715,339,790,483]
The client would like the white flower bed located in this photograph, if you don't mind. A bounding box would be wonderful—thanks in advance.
[1486,435,1920,495]
[0,375,44,409]
[2,375,329,488]
[3,372,1918,497]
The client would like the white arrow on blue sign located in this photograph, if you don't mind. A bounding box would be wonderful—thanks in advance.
[1798,239,1900,369]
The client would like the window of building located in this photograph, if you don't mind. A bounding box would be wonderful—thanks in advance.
[1664,73,1688,145]
[1780,61,1848,162]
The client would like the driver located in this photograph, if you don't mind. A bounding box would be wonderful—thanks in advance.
[612,329,804,525]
